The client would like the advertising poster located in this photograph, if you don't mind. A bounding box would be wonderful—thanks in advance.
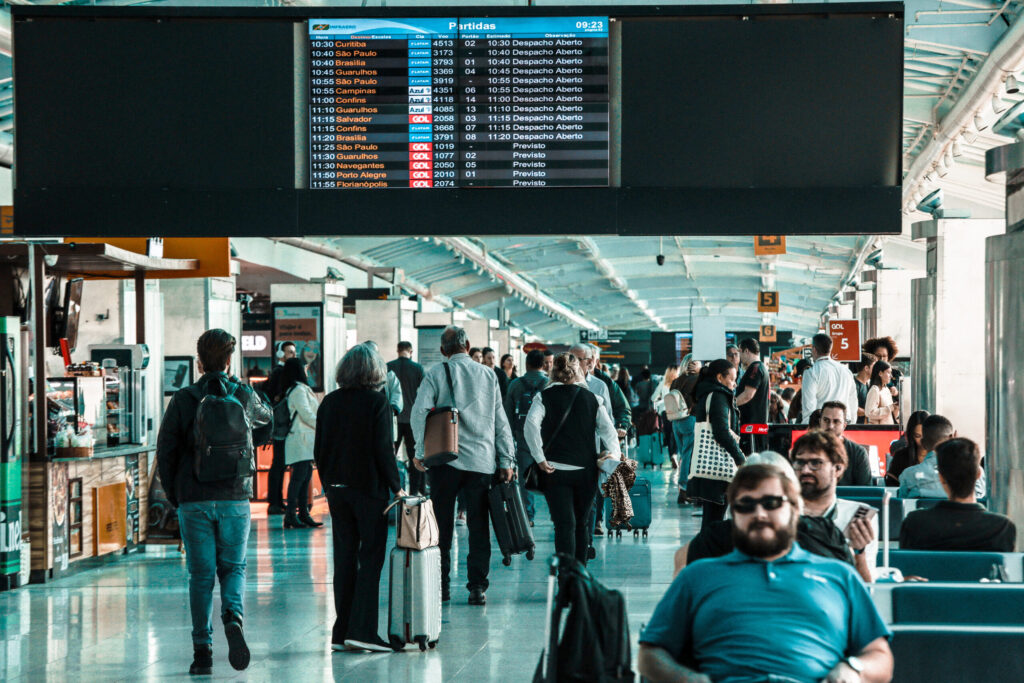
[126,454,140,546]
[273,304,324,392]
[0,460,21,576]
[51,462,69,573]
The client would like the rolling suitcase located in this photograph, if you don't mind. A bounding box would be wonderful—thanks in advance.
[388,546,442,651]
[635,434,665,469]
[488,480,536,566]
[603,477,653,538]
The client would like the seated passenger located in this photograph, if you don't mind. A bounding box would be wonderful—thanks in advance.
[885,410,929,486]
[900,437,1016,552]
[819,401,873,485]
[639,464,893,683]
[792,430,877,582]
[898,415,986,499]
[674,453,855,576]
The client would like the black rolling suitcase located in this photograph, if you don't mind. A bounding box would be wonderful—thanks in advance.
[488,480,536,566]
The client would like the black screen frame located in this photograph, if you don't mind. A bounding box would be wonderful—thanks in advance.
[11,3,904,238]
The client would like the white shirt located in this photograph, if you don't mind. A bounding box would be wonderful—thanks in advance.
[801,357,858,423]
[651,380,674,413]
[523,382,621,466]
[864,385,895,425]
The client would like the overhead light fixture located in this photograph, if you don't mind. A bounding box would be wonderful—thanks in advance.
[925,171,935,183]
[952,139,963,157]
[993,94,1008,114]
[943,151,954,168]
[962,128,977,144]
[1008,74,1020,94]
[975,112,989,132]
[937,160,949,178]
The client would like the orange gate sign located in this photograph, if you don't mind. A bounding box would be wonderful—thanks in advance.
[754,235,786,255]
[757,291,779,313]
[829,320,861,362]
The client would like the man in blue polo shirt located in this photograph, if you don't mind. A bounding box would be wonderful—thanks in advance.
[638,464,893,683]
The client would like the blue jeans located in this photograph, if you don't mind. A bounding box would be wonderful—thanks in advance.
[178,500,251,646]
[672,416,697,490]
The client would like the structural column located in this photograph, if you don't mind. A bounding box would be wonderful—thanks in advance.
[909,218,1003,453]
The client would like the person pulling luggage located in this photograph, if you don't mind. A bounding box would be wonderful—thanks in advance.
[410,326,516,606]
[524,353,621,564]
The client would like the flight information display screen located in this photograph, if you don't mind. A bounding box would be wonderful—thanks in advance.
[308,17,609,189]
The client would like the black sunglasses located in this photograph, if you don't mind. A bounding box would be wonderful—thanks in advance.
[732,495,791,514]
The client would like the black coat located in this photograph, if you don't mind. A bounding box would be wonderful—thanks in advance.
[156,372,273,507]
[687,379,745,505]
[313,387,402,500]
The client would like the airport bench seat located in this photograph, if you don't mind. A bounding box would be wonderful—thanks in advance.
[891,625,1024,683]
[876,550,1024,582]
[890,584,1024,625]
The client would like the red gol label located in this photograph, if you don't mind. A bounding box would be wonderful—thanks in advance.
[410,160,433,170]
[740,424,769,435]
[409,114,433,124]
[410,170,432,180]
[409,142,432,152]
[410,151,432,161]
[410,179,433,188]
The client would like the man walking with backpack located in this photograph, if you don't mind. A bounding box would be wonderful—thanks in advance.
[504,349,549,525]
[157,329,272,675]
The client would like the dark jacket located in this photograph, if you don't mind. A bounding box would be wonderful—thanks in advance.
[314,387,402,500]
[495,366,510,400]
[387,356,425,424]
[688,379,744,505]
[838,437,873,486]
[593,367,632,431]
[156,372,272,507]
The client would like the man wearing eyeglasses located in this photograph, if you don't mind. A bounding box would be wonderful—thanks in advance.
[792,430,878,583]
[639,463,893,683]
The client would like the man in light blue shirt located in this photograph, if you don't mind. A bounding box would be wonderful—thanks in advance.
[898,414,986,499]
[639,464,893,683]
[411,326,515,606]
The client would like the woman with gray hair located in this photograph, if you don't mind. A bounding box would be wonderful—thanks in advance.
[314,343,406,653]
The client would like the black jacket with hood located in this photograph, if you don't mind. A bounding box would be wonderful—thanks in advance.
[157,372,273,507]
[688,378,745,505]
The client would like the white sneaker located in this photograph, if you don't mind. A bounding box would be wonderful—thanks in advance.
[344,638,393,653]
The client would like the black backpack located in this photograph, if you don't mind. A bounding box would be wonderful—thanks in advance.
[192,376,255,483]
[271,386,297,441]
[535,555,634,682]
[515,376,547,432]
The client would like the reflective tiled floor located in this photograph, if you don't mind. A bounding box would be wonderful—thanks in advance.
[0,469,700,681]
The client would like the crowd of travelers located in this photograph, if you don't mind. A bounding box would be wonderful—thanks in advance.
[155,325,1016,680]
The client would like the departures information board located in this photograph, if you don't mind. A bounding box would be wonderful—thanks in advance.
[308,17,609,189]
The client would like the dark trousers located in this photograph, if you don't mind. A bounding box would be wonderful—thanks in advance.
[395,422,425,495]
[268,439,286,508]
[288,460,314,515]
[588,484,603,532]
[701,500,727,531]
[428,465,491,592]
[326,486,388,644]
[544,470,599,565]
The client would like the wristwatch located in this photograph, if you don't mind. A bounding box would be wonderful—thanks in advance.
[844,656,865,678]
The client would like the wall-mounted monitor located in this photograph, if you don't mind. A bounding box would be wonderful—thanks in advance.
[11,4,903,237]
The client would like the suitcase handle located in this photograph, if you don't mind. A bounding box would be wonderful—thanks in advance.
[383,494,430,516]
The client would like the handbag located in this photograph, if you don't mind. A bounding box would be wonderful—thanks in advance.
[423,362,459,467]
[688,394,741,482]
[524,386,581,492]
[384,495,440,550]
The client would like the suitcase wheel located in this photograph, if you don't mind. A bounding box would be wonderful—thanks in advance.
[526,549,535,561]
[615,529,622,538]
[642,529,649,538]
[416,635,428,651]
[389,634,405,651]
[428,640,438,650]
[633,529,639,538]
[502,554,512,567]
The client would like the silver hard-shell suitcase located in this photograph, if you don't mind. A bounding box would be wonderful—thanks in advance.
[387,545,442,651]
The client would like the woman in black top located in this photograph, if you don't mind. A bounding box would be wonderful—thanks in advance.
[886,410,930,486]
[687,358,745,530]
[314,344,405,653]
[525,353,621,564]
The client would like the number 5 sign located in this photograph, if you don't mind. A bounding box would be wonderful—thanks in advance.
[829,320,860,362]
